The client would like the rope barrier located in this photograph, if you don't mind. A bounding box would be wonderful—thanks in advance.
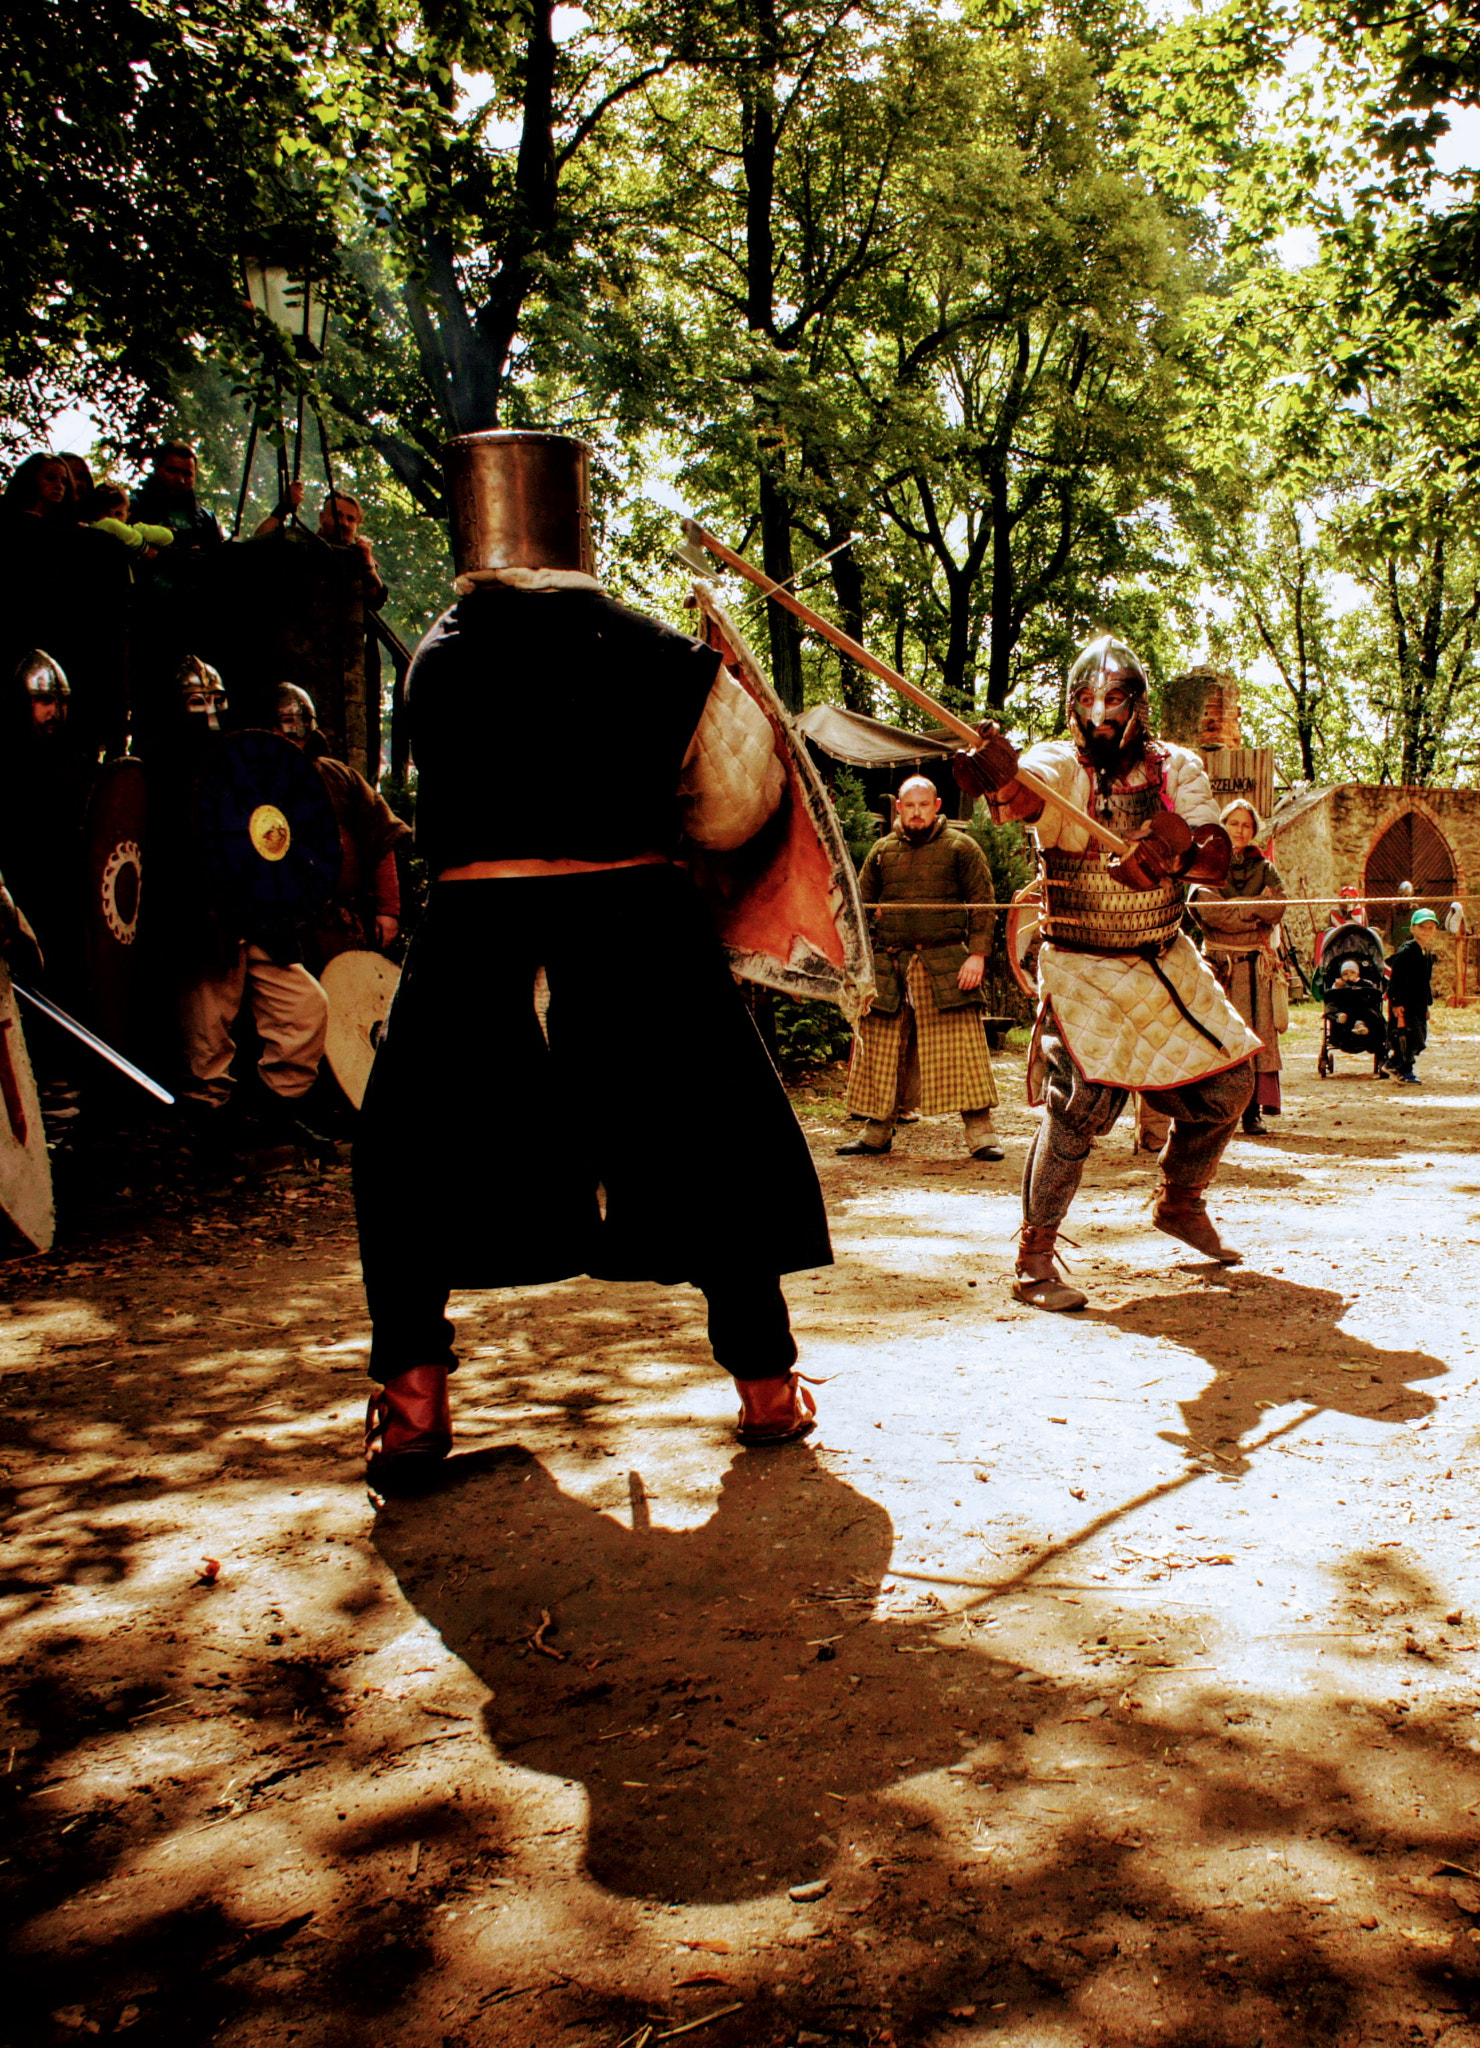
[863,895,1476,912]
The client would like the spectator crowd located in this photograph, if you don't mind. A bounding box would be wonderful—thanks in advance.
[0,440,406,1188]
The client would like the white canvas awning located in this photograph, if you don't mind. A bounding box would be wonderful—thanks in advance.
[794,701,958,768]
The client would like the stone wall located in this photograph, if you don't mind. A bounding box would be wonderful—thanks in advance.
[1268,784,1480,999]
[1162,665,1242,751]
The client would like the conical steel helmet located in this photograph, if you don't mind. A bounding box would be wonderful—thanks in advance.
[15,648,69,700]
[1066,633,1148,702]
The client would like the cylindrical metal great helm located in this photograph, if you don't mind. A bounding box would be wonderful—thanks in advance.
[444,430,594,577]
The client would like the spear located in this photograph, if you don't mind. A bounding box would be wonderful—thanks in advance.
[679,519,1133,859]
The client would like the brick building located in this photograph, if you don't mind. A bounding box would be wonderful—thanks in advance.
[1160,663,1479,993]
[1266,783,1480,994]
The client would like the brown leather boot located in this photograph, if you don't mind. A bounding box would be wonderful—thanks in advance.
[365,1365,452,1493]
[1152,1179,1241,1263]
[1012,1225,1087,1312]
[736,1372,818,1445]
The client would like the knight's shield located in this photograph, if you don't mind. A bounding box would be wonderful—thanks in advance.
[193,731,341,929]
[1006,880,1044,1001]
[0,962,54,1251]
[83,757,147,1045]
[321,949,400,1109]
[685,583,874,1023]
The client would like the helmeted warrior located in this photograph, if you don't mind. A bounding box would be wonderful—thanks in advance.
[272,682,409,968]
[146,656,333,1168]
[353,430,833,1491]
[0,650,93,1015]
[955,633,1260,1311]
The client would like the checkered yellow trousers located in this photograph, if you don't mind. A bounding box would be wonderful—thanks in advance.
[846,955,998,1120]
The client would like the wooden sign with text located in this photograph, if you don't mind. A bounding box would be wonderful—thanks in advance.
[1202,746,1275,822]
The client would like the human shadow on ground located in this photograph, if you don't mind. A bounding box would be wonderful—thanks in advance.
[375,1443,987,1904]
[1095,1268,1443,1473]
[373,1447,1480,2048]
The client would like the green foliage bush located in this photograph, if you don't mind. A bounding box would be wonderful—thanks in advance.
[830,767,883,871]
[961,807,1034,906]
[771,995,854,1079]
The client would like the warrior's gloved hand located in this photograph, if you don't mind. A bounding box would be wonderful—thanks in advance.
[1182,822,1233,886]
[953,722,1021,798]
[1107,810,1194,891]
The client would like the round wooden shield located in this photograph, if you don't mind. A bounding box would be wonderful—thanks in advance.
[83,757,147,1045]
[1006,879,1044,1001]
[194,731,341,928]
[0,962,54,1251]
[320,949,400,1109]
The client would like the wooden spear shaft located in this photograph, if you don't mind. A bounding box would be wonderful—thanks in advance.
[682,519,1132,859]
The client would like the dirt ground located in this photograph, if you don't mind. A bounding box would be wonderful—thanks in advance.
[4,1001,1480,2048]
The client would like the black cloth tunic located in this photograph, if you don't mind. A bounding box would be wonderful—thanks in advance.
[354,587,832,1294]
[355,868,832,1288]
[407,584,722,871]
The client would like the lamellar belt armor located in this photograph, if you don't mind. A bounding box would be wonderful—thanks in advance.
[1039,780,1184,953]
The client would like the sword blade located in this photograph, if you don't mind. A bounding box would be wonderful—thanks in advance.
[13,985,175,1106]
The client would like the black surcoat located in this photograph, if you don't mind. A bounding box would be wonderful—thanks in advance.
[353,587,833,1292]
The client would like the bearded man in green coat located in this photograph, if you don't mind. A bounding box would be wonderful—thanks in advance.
[838,776,1002,1161]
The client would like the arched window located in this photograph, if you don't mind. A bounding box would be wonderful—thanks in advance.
[1363,810,1457,934]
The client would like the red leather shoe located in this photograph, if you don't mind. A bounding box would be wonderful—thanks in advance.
[365,1365,452,1493]
[736,1372,818,1446]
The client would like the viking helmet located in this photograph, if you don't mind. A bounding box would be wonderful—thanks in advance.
[15,648,69,701]
[176,654,228,728]
[275,682,317,746]
[1065,632,1150,767]
[444,430,594,578]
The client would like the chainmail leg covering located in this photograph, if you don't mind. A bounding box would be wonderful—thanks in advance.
[1023,1017,1127,1231]
[1141,1057,1256,1187]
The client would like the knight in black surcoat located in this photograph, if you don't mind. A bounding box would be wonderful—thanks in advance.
[354,431,832,1491]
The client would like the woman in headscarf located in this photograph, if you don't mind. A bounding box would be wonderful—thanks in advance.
[1194,799,1289,1136]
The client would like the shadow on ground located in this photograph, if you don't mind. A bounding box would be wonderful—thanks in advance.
[5,1120,1480,2047]
[1096,1269,1445,1473]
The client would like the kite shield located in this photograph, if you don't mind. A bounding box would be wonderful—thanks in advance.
[83,757,147,1045]
[321,949,400,1109]
[193,731,341,932]
[0,961,54,1251]
[685,583,874,1024]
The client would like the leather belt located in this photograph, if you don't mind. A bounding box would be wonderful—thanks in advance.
[1046,934,1175,961]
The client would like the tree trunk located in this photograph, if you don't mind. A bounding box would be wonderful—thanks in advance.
[1298,709,1317,783]
[827,536,871,713]
[474,0,558,422]
[750,460,799,710]
[985,461,1015,711]
[391,0,558,440]
[939,565,975,713]
[741,23,803,712]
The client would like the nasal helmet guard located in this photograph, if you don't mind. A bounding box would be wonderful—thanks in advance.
[1065,633,1150,769]
[275,683,317,745]
[177,655,228,728]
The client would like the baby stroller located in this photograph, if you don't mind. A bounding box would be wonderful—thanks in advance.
[1317,923,1388,1076]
